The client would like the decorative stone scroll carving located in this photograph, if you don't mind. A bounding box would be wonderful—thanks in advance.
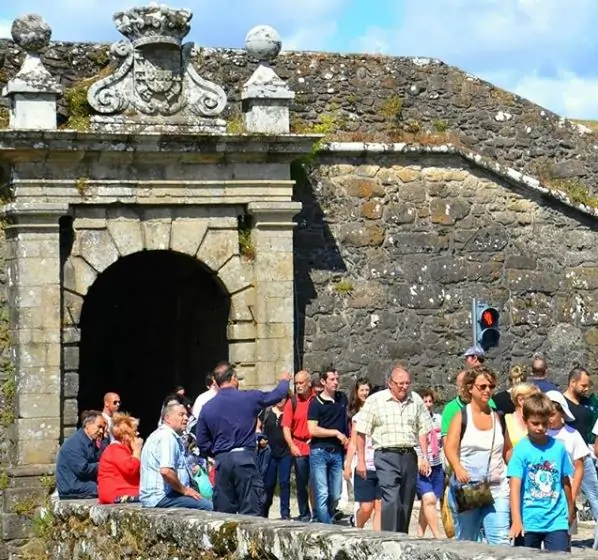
[87,4,227,132]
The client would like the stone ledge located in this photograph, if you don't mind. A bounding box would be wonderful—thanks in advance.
[47,500,594,560]
[321,141,598,221]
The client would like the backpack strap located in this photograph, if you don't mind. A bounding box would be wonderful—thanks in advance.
[291,395,297,414]
[460,405,505,441]
[459,404,468,442]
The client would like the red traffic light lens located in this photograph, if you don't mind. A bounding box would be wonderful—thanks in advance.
[481,310,496,327]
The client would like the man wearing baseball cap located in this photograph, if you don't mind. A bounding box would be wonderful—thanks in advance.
[464,345,485,368]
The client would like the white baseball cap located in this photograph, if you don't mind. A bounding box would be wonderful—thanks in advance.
[546,391,575,422]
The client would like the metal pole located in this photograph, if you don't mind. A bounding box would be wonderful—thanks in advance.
[471,298,477,347]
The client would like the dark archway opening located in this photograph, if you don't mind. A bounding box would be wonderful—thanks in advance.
[77,250,230,438]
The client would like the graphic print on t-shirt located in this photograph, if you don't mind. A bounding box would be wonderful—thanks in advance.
[527,460,559,501]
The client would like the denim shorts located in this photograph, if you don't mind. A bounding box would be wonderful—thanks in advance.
[416,463,444,500]
[353,470,381,503]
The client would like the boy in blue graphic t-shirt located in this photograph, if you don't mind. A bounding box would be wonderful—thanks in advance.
[507,393,575,552]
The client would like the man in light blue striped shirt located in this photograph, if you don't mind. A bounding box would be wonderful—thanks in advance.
[140,402,212,510]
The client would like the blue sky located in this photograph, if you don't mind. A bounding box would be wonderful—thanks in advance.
[1,0,597,119]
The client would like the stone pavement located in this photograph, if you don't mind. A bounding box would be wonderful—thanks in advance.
[269,495,597,550]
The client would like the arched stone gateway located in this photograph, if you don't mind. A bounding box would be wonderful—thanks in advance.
[76,249,231,438]
[61,205,259,438]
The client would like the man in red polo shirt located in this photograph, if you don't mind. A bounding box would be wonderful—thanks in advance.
[282,369,314,522]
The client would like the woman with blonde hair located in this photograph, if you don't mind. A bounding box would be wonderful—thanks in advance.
[492,365,527,415]
[98,412,143,504]
[504,382,540,449]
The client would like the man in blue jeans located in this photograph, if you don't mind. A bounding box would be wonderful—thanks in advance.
[307,367,349,523]
[140,402,213,510]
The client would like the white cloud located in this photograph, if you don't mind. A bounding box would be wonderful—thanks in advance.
[352,0,598,118]
[514,71,598,120]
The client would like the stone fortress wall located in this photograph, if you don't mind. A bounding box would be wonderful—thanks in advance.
[1,39,598,391]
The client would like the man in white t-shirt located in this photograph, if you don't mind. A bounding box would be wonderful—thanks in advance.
[192,372,219,420]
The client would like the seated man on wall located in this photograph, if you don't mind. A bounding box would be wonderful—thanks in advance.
[56,410,107,499]
[140,402,213,510]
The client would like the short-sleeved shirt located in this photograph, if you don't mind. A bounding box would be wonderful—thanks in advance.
[259,408,289,458]
[139,425,191,507]
[507,436,573,533]
[414,412,442,466]
[356,389,432,450]
[352,411,375,470]
[547,425,589,467]
[281,393,313,456]
[307,391,349,452]
[565,396,595,445]
[440,396,496,437]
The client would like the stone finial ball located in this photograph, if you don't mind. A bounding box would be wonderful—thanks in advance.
[11,14,52,53]
[244,25,282,62]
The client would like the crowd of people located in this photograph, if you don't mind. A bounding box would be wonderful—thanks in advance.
[54,348,598,552]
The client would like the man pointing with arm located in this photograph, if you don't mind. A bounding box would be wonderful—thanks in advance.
[195,361,292,516]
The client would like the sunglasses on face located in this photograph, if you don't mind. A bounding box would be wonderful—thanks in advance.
[113,401,121,405]
[475,383,496,392]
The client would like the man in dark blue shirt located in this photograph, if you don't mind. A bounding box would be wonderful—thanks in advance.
[195,361,291,515]
[307,368,349,523]
[56,410,107,498]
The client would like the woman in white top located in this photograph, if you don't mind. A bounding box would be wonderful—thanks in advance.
[344,378,381,529]
[445,366,512,545]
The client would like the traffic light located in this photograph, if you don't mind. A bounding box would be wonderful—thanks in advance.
[475,302,500,350]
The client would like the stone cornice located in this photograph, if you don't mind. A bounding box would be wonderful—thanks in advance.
[322,142,598,220]
[0,130,321,161]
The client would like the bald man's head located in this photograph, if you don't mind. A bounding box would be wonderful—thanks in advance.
[103,392,121,415]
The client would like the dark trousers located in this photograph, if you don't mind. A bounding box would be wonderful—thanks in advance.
[374,448,417,533]
[295,456,311,520]
[523,530,570,552]
[263,454,292,518]
[214,449,265,516]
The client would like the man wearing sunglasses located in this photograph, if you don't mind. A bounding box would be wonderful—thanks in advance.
[102,392,121,442]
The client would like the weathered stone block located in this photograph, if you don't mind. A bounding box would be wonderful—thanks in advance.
[394,283,445,309]
[15,258,57,288]
[390,232,449,254]
[169,218,208,257]
[64,257,97,297]
[107,219,144,257]
[77,229,119,274]
[255,252,294,283]
[62,346,79,372]
[227,322,256,342]
[16,393,59,419]
[62,399,78,427]
[429,197,470,224]
[228,341,256,364]
[218,257,253,295]
[62,372,79,398]
[336,176,384,199]
[507,270,560,293]
[142,217,172,251]
[510,294,554,327]
[565,268,598,290]
[196,229,238,271]
[230,288,255,322]
[383,203,416,224]
[338,222,385,247]
[1,513,32,541]
[17,368,59,396]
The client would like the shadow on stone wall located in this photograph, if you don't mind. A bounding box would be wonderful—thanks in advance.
[292,160,347,373]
